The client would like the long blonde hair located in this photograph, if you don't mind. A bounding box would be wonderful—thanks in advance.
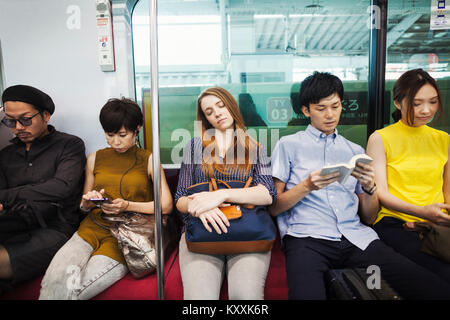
[197,87,258,178]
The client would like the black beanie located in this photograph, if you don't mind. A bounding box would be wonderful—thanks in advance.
[1,85,55,115]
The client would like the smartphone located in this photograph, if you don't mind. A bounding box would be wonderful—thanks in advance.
[89,198,111,205]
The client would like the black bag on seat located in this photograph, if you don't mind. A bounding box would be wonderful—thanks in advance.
[325,268,402,300]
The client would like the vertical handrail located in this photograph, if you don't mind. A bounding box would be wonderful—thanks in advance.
[367,0,387,136]
[219,0,229,70]
[148,0,164,300]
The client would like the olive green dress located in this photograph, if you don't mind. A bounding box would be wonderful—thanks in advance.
[77,146,153,264]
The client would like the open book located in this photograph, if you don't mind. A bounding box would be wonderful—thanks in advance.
[320,154,373,184]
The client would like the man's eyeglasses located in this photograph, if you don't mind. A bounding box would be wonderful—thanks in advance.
[1,111,41,128]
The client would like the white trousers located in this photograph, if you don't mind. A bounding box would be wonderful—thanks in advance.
[39,232,128,300]
[179,233,271,300]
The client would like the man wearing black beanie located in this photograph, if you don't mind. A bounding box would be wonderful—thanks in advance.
[0,85,86,294]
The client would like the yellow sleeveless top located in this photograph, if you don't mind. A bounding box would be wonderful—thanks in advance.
[374,120,449,224]
[77,145,153,264]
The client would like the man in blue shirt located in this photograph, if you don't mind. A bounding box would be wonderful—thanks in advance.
[270,71,450,299]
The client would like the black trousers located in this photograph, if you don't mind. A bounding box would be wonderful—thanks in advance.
[283,235,450,300]
[373,217,450,285]
[0,214,69,286]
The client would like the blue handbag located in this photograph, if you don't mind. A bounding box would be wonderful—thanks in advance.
[184,177,277,255]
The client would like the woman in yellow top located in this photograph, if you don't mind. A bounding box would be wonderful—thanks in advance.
[39,98,173,299]
[367,69,450,285]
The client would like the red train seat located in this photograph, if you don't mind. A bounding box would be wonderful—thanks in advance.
[0,169,288,300]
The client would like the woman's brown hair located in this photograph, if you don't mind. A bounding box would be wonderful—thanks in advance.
[196,87,258,178]
[392,68,443,126]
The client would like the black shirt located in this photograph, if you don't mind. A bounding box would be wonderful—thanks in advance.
[0,125,86,234]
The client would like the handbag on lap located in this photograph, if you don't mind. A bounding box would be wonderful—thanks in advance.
[91,212,179,279]
[184,177,276,255]
[413,221,450,263]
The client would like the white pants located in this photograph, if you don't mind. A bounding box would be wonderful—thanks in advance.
[179,233,271,300]
[39,232,128,300]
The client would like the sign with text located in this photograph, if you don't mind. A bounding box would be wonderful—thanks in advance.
[431,0,449,30]
[266,97,293,124]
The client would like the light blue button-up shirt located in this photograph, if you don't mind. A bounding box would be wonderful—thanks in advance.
[271,125,378,250]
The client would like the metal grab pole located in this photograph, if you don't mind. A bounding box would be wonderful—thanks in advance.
[367,0,387,136]
[149,0,164,300]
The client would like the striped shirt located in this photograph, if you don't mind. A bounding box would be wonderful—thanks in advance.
[174,137,276,203]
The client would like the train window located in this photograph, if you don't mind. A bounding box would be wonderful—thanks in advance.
[386,0,449,133]
[132,0,374,165]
